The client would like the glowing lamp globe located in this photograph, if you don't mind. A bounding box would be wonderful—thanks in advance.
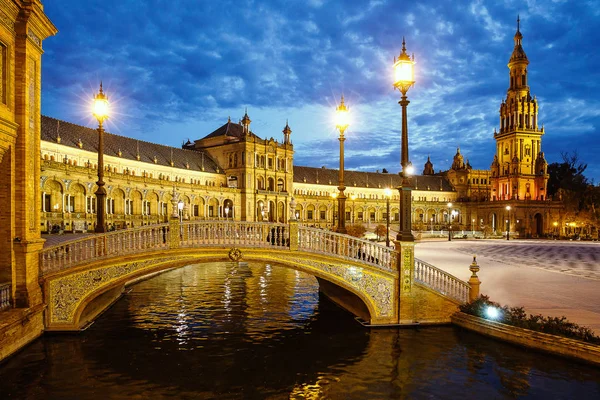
[335,96,350,133]
[393,39,415,92]
[93,84,109,122]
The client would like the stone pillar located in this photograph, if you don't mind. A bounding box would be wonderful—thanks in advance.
[10,2,56,307]
[288,220,299,251]
[468,255,481,302]
[395,240,415,324]
[168,218,180,249]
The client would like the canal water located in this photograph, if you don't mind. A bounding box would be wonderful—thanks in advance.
[1,262,599,399]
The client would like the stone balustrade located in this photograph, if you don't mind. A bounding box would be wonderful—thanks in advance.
[414,258,470,303]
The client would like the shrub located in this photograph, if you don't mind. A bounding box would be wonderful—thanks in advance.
[459,295,600,345]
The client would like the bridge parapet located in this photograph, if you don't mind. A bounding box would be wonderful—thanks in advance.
[40,224,170,276]
[298,226,396,273]
[414,259,469,303]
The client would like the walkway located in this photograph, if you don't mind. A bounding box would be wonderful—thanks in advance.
[415,239,600,334]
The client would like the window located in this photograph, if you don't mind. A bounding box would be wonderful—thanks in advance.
[358,212,363,221]
[209,206,215,217]
[43,193,51,212]
[66,195,75,213]
[193,205,199,217]
[320,210,326,220]
[370,212,375,221]
[87,197,96,214]
[268,157,273,169]
[307,210,313,220]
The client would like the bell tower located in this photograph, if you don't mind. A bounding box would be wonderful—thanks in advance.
[490,17,549,201]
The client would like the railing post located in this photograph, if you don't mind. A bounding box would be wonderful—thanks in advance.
[468,255,481,302]
[395,239,415,324]
[288,221,299,251]
[169,219,180,249]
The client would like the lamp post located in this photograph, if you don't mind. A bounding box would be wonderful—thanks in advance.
[430,217,433,235]
[335,96,349,234]
[472,218,475,236]
[393,38,416,242]
[331,192,338,229]
[93,83,109,233]
[384,188,392,246]
[178,200,184,238]
[553,221,558,239]
[447,202,452,241]
[506,205,511,240]
[350,194,356,224]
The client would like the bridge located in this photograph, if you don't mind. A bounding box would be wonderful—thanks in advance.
[39,220,474,331]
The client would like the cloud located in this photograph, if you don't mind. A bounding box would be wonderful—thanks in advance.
[42,0,600,181]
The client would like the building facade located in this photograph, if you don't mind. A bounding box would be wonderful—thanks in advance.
[38,22,564,239]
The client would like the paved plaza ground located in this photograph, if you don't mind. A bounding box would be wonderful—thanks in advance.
[415,239,600,334]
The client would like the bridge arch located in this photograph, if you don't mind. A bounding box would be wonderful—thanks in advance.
[46,248,388,331]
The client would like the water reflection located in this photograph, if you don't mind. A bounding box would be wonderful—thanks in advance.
[0,262,599,399]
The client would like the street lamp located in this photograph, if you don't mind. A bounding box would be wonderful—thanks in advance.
[553,221,558,239]
[350,194,356,224]
[447,202,453,241]
[393,38,416,242]
[472,218,475,236]
[331,192,338,229]
[178,200,184,238]
[93,82,109,233]
[384,188,392,247]
[430,217,433,235]
[335,95,349,234]
[506,205,511,240]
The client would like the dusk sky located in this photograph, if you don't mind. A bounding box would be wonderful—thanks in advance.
[41,1,600,181]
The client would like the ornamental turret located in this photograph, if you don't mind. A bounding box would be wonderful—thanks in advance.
[282,120,292,144]
[241,109,251,135]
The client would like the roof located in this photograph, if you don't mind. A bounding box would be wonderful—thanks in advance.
[292,166,454,192]
[199,120,259,141]
[41,116,223,174]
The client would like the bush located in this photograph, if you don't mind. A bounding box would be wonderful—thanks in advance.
[459,295,600,344]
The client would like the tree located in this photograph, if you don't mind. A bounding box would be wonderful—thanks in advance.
[374,224,387,241]
[345,224,366,238]
[547,151,588,208]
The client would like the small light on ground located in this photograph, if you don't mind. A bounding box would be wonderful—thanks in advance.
[486,306,500,320]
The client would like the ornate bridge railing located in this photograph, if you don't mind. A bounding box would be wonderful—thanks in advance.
[39,221,468,304]
[39,224,169,276]
[414,258,469,303]
[298,226,397,272]
[180,221,289,248]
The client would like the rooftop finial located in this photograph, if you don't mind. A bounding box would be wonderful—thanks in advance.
[517,14,520,32]
[402,36,406,52]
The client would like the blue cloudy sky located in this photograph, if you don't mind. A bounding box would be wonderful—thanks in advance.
[41,0,600,181]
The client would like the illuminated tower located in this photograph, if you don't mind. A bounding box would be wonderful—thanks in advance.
[490,18,548,201]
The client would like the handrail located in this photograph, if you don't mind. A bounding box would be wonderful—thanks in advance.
[39,224,169,276]
[414,258,469,303]
[180,221,289,248]
[298,226,397,272]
